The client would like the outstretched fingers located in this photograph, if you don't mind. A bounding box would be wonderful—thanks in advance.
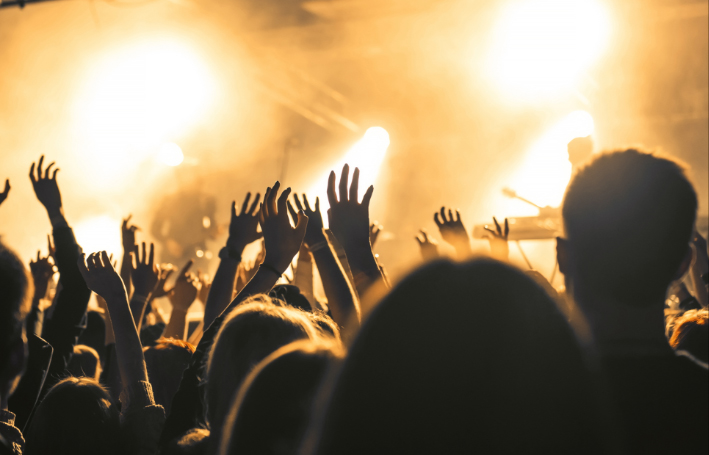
[339,164,350,203]
[277,187,292,219]
[361,185,374,209]
[349,167,360,203]
[44,162,55,179]
[248,193,261,215]
[179,259,194,278]
[327,171,338,207]
[240,193,252,216]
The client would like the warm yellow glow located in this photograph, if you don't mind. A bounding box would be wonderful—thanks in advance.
[74,40,215,168]
[308,127,390,212]
[487,0,611,99]
[73,215,123,261]
[157,142,184,166]
[510,110,594,209]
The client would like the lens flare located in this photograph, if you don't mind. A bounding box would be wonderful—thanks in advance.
[510,110,594,209]
[308,127,390,212]
[157,142,184,166]
[73,215,123,260]
[72,39,215,186]
[487,0,611,99]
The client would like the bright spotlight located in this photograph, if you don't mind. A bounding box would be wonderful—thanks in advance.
[308,127,390,212]
[73,215,123,261]
[74,40,216,155]
[509,110,594,209]
[487,0,611,99]
[157,142,184,166]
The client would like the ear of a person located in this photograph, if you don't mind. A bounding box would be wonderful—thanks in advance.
[671,245,694,281]
[556,237,570,276]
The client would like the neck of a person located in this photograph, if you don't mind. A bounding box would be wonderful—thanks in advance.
[573,287,673,357]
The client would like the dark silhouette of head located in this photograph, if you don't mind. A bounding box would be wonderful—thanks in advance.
[567,135,594,168]
[219,340,343,455]
[143,337,195,415]
[24,377,122,455]
[204,296,322,446]
[303,259,612,454]
[0,240,32,405]
[67,344,102,381]
[559,149,697,307]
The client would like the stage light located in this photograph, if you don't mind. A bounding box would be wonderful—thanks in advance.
[73,215,123,261]
[308,127,390,212]
[157,142,184,166]
[510,110,594,209]
[74,39,215,157]
[487,0,611,99]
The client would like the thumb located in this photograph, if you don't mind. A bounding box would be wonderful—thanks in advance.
[295,211,309,238]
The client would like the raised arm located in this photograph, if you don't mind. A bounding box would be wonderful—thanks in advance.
[29,156,92,384]
[164,260,200,340]
[203,193,261,327]
[434,206,473,259]
[78,251,148,387]
[290,193,359,325]
[129,242,160,331]
[121,215,140,297]
[326,164,385,295]
[484,216,510,262]
[415,229,440,262]
[159,182,306,446]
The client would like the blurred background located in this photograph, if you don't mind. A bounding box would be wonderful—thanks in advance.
[0,0,707,286]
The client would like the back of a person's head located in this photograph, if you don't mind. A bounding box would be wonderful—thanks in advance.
[67,344,101,381]
[205,296,321,439]
[0,240,32,392]
[303,259,613,455]
[562,149,697,305]
[25,377,123,455]
[670,309,708,364]
[219,340,344,455]
[143,337,195,414]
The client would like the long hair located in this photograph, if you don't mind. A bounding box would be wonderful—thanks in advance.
[24,377,123,455]
[303,259,615,455]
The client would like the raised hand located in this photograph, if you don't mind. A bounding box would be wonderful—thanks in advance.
[228,192,262,253]
[434,207,472,258]
[0,179,10,206]
[197,270,212,304]
[289,193,324,247]
[415,229,440,262]
[29,155,63,217]
[151,264,176,299]
[370,222,383,249]
[259,182,308,273]
[77,251,126,301]
[121,215,140,252]
[484,217,510,262]
[169,260,200,311]
[327,164,374,252]
[30,251,55,304]
[131,242,159,297]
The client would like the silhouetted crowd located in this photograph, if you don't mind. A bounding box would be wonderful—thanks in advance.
[0,146,707,455]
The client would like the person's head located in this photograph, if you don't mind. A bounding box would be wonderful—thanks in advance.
[67,344,102,381]
[559,149,697,307]
[143,337,196,415]
[303,259,613,454]
[204,296,322,441]
[24,377,122,455]
[219,340,344,455]
[0,240,32,405]
[270,284,312,312]
[669,309,708,364]
[567,135,594,168]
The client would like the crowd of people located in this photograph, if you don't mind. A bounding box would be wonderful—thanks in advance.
[0,145,707,455]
